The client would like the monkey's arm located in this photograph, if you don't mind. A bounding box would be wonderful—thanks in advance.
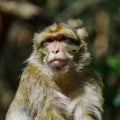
[41,109,67,120]
[74,83,103,120]
[6,80,29,120]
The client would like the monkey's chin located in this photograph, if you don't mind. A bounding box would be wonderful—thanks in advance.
[48,59,68,71]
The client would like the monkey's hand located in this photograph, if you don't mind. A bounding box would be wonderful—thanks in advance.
[52,110,66,120]
[73,84,103,120]
[42,109,66,120]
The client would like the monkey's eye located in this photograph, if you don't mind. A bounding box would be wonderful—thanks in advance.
[67,38,80,46]
[58,36,68,41]
[46,38,53,43]
[57,35,80,45]
[41,38,53,47]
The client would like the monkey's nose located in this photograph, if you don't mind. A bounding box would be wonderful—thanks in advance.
[51,50,59,54]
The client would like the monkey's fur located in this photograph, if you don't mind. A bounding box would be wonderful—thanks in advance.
[6,23,103,120]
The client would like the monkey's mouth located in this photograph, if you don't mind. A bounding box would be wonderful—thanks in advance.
[48,59,69,70]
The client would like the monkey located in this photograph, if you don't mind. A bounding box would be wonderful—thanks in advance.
[6,23,103,120]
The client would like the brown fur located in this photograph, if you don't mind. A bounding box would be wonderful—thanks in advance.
[6,23,103,120]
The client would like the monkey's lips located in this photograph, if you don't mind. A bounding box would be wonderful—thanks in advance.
[48,59,68,70]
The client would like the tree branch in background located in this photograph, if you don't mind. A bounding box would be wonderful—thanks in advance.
[0,1,52,23]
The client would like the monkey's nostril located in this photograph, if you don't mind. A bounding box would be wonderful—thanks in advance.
[52,50,59,54]
[56,50,59,54]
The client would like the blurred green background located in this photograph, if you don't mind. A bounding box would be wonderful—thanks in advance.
[0,0,120,120]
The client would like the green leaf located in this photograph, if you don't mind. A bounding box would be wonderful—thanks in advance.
[107,57,120,74]
[113,93,120,107]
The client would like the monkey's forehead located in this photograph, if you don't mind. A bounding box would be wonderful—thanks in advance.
[34,23,78,40]
[42,23,74,32]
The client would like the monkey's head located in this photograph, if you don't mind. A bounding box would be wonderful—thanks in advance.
[30,23,90,72]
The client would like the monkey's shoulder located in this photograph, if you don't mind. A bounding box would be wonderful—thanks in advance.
[21,63,47,79]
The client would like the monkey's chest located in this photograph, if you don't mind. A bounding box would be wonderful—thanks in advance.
[27,85,73,119]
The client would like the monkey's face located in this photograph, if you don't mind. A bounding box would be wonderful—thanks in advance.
[33,23,86,71]
[44,35,81,70]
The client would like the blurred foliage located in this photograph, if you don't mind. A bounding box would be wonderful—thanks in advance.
[114,93,120,107]
[0,0,120,120]
[107,57,120,75]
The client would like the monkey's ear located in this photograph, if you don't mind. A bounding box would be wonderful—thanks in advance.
[76,27,88,41]
[33,33,39,43]
[32,33,41,49]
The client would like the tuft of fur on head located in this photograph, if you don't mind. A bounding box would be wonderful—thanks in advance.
[76,27,88,41]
